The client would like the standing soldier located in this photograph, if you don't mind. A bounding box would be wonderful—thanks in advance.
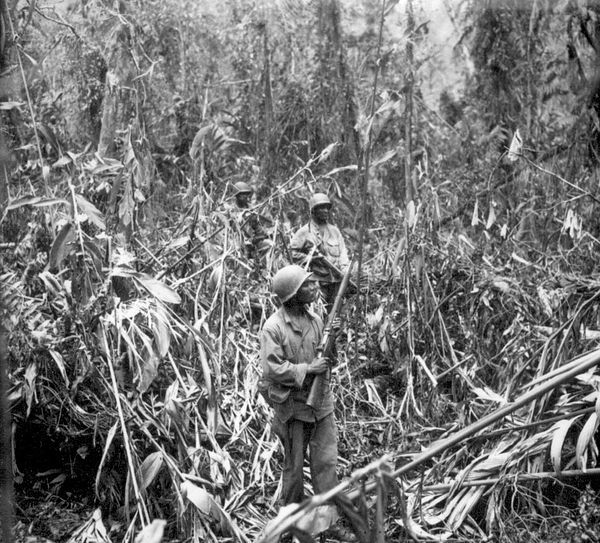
[227,181,270,264]
[290,193,349,311]
[259,264,356,542]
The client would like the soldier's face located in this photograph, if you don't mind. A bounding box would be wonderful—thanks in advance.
[236,192,251,208]
[296,278,317,304]
[312,205,330,224]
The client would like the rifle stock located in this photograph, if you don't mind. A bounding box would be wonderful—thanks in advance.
[306,257,355,409]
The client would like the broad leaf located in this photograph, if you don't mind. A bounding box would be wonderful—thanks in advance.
[550,416,581,475]
[137,349,160,394]
[136,276,181,304]
[139,452,164,491]
[134,519,166,543]
[48,222,75,271]
[181,480,234,536]
[75,194,106,230]
[576,413,598,471]
[152,309,171,357]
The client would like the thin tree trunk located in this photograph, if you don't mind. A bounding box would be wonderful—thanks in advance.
[355,0,386,363]
[98,23,134,157]
[178,15,186,95]
[317,0,359,161]
[404,0,415,204]
[262,25,273,185]
[0,134,8,209]
[0,0,8,207]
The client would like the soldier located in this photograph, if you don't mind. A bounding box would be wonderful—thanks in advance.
[259,264,356,542]
[290,193,349,311]
[227,181,270,264]
[232,181,253,210]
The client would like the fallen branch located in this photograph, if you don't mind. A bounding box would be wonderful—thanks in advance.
[391,347,600,479]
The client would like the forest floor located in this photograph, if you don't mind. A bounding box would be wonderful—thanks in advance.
[9,455,600,543]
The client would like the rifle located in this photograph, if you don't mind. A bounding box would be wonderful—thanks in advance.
[306,256,355,410]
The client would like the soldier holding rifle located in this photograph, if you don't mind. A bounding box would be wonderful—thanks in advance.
[259,264,356,542]
[290,193,350,312]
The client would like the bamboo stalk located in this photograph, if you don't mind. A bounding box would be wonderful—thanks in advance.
[405,0,414,204]
[416,467,600,493]
[0,134,9,210]
[391,347,600,479]
[524,333,600,392]
[5,3,47,197]
[465,406,596,442]
[101,323,150,526]
[354,0,386,363]
[215,227,228,429]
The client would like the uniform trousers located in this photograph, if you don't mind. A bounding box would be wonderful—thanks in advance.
[273,414,338,504]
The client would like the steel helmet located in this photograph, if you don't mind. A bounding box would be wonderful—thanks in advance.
[272,264,312,303]
[233,181,253,195]
[309,192,331,211]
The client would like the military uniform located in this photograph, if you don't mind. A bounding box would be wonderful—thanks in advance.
[290,219,350,308]
[260,305,337,504]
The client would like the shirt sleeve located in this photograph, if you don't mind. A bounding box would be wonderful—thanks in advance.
[290,226,310,265]
[334,226,350,271]
[290,226,306,250]
[260,325,308,388]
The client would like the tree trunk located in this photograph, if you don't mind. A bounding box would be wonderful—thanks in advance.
[0,0,8,206]
[261,24,273,185]
[0,133,7,209]
[316,0,359,163]
[404,0,415,204]
[583,7,600,163]
[97,23,135,157]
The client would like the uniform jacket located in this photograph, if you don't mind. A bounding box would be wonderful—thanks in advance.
[289,220,349,282]
[259,306,334,422]
[222,204,267,254]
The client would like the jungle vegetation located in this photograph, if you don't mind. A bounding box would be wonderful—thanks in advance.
[3,0,600,542]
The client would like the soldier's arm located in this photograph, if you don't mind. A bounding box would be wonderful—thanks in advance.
[260,326,308,388]
[289,227,312,265]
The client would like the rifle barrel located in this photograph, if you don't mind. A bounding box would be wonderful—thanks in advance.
[306,255,355,409]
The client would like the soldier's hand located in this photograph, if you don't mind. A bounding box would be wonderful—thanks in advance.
[302,240,315,253]
[331,317,342,335]
[359,274,369,292]
[308,356,329,374]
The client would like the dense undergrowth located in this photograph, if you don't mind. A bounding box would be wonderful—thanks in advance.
[4,141,600,543]
[4,1,600,542]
